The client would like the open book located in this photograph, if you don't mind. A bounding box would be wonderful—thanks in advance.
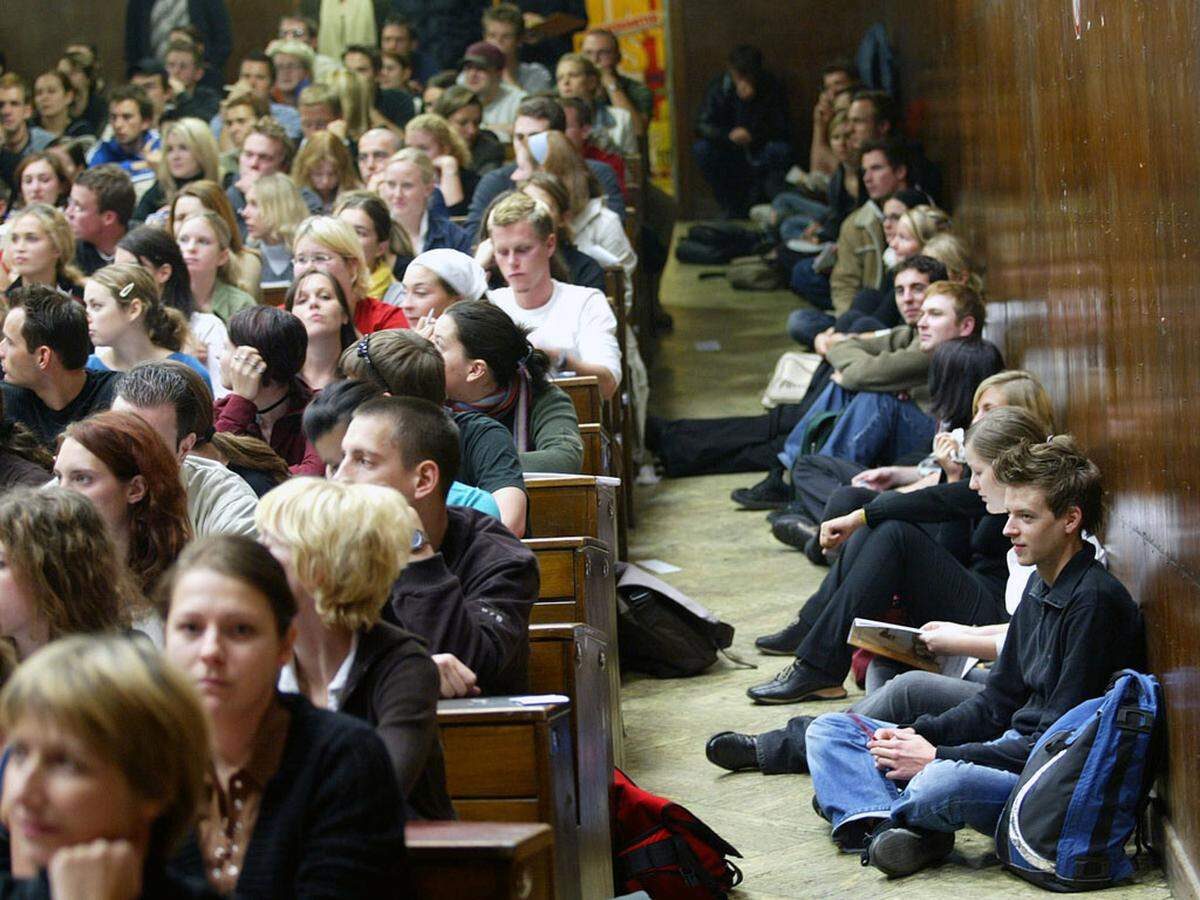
[847,618,978,679]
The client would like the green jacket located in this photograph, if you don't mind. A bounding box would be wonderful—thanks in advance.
[210,280,258,323]
[830,201,886,315]
[825,324,932,411]
[520,383,584,474]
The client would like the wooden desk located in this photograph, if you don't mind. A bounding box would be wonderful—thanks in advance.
[578,423,611,477]
[406,821,554,900]
[261,283,288,307]
[438,698,577,900]
[525,476,618,554]
[528,624,615,899]
[554,376,603,425]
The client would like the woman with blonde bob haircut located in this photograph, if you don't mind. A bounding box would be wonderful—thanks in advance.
[135,117,221,221]
[923,231,985,293]
[291,215,409,334]
[258,477,454,818]
[0,635,211,894]
[291,131,360,213]
[403,112,477,215]
[242,173,310,286]
[1,203,84,297]
[378,147,472,275]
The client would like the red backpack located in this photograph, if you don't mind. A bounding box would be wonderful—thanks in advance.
[611,768,743,898]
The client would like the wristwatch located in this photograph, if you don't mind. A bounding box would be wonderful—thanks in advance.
[411,529,428,552]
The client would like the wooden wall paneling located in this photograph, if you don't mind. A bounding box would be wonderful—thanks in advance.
[671,0,1200,889]
[666,0,880,217]
[882,0,1200,888]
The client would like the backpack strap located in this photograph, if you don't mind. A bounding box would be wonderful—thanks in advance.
[618,833,726,896]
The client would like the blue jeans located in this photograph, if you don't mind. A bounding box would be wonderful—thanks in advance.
[817,392,938,467]
[789,257,833,309]
[806,712,1021,838]
[778,382,856,468]
[773,192,830,240]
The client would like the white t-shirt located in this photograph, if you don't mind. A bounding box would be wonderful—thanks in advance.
[481,82,528,142]
[488,280,621,384]
[190,312,230,400]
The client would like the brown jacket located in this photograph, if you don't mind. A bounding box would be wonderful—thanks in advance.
[825,324,932,411]
[830,201,886,315]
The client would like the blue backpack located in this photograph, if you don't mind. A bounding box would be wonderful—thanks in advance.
[995,670,1163,892]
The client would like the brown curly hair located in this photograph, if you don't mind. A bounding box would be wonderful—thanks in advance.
[0,487,138,644]
[63,411,193,595]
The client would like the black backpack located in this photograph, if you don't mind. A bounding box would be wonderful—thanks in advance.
[674,222,768,265]
[615,564,737,677]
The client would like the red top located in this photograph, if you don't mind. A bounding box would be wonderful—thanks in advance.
[214,383,324,477]
[354,296,410,334]
[583,144,628,200]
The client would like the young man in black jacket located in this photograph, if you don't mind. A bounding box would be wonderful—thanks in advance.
[693,44,791,218]
[802,437,1143,877]
[335,395,538,698]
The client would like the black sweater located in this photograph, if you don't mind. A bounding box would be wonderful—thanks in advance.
[695,71,790,150]
[863,478,1010,598]
[912,544,1145,773]
[385,506,538,695]
[170,693,410,898]
[340,622,456,821]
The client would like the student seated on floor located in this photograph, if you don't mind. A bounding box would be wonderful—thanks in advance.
[728,280,986,506]
[334,395,539,697]
[770,337,1005,553]
[774,367,1054,560]
[706,407,1054,772]
[258,477,456,820]
[741,407,1039,705]
[648,255,949,482]
[803,436,1145,878]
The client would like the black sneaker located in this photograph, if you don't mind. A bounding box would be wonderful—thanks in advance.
[771,515,819,550]
[804,534,829,567]
[754,617,810,655]
[766,500,817,526]
[834,816,888,853]
[862,820,955,877]
[746,661,848,704]
[731,468,790,510]
[704,732,760,772]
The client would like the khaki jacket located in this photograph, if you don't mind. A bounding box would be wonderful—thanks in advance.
[830,201,886,315]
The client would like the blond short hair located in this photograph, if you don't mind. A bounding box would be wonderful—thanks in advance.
[10,204,82,286]
[389,146,436,185]
[404,113,470,169]
[248,173,310,247]
[0,635,209,864]
[158,117,220,199]
[255,477,414,631]
[486,191,555,240]
[973,370,1055,433]
[293,215,371,297]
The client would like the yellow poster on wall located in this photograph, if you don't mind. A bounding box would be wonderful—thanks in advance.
[581,0,672,192]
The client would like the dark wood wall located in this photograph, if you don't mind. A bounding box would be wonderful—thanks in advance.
[2,3,295,91]
[669,0,1200,892]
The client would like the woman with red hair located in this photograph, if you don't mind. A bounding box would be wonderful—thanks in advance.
[54,410,193,595]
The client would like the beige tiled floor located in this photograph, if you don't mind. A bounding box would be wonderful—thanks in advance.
[621,238,1172,898]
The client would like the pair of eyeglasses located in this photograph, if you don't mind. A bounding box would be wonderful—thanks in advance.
[295,253,342,267]
[278,28,307,39]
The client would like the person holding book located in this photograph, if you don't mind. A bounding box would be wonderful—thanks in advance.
[737,407,1028,707]
[803,436,1144,877]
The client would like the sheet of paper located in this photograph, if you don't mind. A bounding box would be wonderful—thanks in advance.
[513,694,570,705]
[694,340,722,352]
[633,558,681,574]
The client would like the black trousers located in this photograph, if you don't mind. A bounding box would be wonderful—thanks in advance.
[793,520,1005,680]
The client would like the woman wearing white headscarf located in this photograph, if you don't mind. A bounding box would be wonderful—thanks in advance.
[387,248,490,329]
